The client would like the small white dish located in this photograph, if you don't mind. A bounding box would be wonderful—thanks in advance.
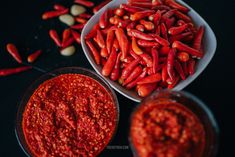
[81,0,217,102]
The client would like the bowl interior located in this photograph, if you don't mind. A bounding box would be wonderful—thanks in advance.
[81,0,217,102]
[15,67,120,157]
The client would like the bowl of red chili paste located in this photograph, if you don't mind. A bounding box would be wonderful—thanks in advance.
[15,67,119,157]
[130,90,219,157]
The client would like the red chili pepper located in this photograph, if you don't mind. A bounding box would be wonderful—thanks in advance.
[123,56,134,63]
[0,66,32,76]
[96,30,106,48]
[165,17,175,28]
[129,29,155,41]
[115,28,129,60]
[113,38,119,51]
[123,66,143,86]
[102,47,117,76]
[85,24,99,40]
[130,10,155,21]
[165,0,189,13]
[151,48,159,74]
[153,10,161,26]
[71,30,81,44]
[118,19,129,28]
[160,23,168,40]
[99,10,109,29]
[167,48,176,80]
[53,4,66,10]
[127,22,136,31]
[101,58,107,66]
[123,15,130,20]
[168,75,180,89]
[137,83,157,97]
[159,46,170,56]
[174,10,192,22]
[139,20,154,31]
[110,52,122,81]
[156,25,161,35]
[75,17,87,23]
[62,37,74,48]
[193,26,205,50]
[93,0,111,13]
[152,0,163,6]
[168,23,188,35]
[86,40,100,65]
[159,57,167,63]
[71,24,85,30]
[27,50,42,63]
[152,5,171,11]
[129,2,153,9]
[6,43,22,63]
[154,35,170,46]
[161,9,176,21]
[61,29,71,46]
[162,65,168,82]
[137,73,161,85]
[140,53,153,67]
[126,69,147,89]
[74,0,94,7]
[100,48,109,58]
[175,60,186,80]
[172,41,203,58]
[177,52,190,62]
[169,32,192,43]
[109,16,120,25]
[129,48,140,60]
[188,58,196,75]
[79,13,92,19]
[137,40,160,47]
[121,58,141,79]
[182,61,189,76]
[42,9,68,20]
[136,24,145,32]
[49,29,61,47]
[114,8,125,17]
[120,4,145,13]
[106,30,115,54]
[132,37,143,55]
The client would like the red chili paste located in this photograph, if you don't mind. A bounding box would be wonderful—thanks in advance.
[22,74,117,157]
[130,99,205,157]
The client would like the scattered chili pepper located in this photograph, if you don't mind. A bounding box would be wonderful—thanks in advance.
[75,17,87,23]
[27,50,42,63]
[71,24,85,30]
[53,4,66,11]
[71,30,81,44]
[0,66,32,76]
[61,29,71,46]
[74,0,94,8]
[79,13,92,19]
[49,29,61,47]
[6,43,22,63]
[42,9,68,20]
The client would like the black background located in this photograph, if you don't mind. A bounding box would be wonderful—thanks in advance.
[0,0,234,156]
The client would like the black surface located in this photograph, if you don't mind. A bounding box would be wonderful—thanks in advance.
[0,0,234,156]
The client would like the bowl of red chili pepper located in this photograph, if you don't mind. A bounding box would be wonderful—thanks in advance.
[81,0,217,102]
[15,67,119,157]
[129,90,219,157]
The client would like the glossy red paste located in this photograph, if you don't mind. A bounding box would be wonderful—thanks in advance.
[130,99,205,157]
[22,74,117,157]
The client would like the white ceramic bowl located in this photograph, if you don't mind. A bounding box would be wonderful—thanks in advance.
[81,0,217,102]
